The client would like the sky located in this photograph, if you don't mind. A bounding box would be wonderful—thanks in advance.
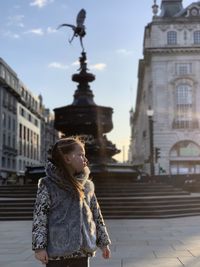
[0,0,193,162]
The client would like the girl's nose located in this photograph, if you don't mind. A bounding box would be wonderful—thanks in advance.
[85,157,89,165]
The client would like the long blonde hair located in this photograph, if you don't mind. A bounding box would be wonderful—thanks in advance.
[51,137,85,199]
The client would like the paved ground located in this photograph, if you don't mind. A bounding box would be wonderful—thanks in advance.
[1,217,200,267]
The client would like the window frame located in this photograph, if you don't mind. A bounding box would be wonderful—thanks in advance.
[167,31,177,45]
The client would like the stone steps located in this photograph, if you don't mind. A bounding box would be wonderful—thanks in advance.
[0,183,199,220]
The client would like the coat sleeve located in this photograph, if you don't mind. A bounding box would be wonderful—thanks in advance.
[32,178,50,250]
[90,193,111,248]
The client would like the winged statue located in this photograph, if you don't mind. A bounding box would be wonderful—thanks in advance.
[57,9,86,51]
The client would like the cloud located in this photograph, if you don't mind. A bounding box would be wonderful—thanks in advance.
[3,31,20,39]
[89,63,106,71]
[7,15,25,28]
[24,26,57,36]
[72,60,80,66]
[48,62,69,70]
[30,0,54,8]
[12,33,20,39]
[47,27,57,34]
[25,28,44,35]
[116,49,133,56]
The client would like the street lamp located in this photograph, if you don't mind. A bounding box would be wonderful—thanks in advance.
[147,108,154,176]
[152,0,159,17]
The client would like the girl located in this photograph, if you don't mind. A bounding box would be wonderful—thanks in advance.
[32,137,111,267]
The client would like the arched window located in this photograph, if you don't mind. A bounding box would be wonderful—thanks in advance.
[170,141,200,157]
[167,31,177,45]
[170,141,200,174]
[194,30,200,44]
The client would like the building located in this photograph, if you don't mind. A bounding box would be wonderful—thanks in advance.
[130,0,200,175]
[0,58,19,180]
[40,107,60,164]
[17,81,42,176]
[0,58,59,179]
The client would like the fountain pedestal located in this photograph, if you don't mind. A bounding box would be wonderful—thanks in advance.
[54,52,120,171]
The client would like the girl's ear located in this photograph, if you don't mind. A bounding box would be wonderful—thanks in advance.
[63,154,71,164]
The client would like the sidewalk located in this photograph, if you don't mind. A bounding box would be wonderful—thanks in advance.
[1,217,200,267]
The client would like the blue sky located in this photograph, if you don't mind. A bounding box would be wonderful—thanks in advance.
[0,0,193,161]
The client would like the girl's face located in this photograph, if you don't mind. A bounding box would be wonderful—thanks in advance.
[64,144,88,174]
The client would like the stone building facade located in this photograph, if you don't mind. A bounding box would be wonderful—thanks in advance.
[130,0,200,175]
[0,58,19,179]
[0,58,59,179]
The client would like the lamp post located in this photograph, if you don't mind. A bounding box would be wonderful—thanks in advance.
[147,109,154,176]
[152,0,159,17]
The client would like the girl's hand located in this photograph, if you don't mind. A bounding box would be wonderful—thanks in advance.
[35,249,49,264]
[102,246,111,259]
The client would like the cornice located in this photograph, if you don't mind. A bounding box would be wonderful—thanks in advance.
[144,46,200,55]
[152,15,200,22]
[157,24,198,31]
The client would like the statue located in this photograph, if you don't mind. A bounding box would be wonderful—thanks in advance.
[57,9,86,52]
[55,8,121,166]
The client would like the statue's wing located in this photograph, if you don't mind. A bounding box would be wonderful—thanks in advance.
[76,9,86,27]
[57,23,76,30]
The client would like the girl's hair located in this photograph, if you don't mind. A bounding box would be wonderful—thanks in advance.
[51,136,85,199]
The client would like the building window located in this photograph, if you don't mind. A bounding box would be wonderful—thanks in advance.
[8,135,11,147]
[19,159,22,170]
[20,107,25,117]
[12,119,15,131]
[24,142,26,157]
[25,91,28,101]
[21,87,25,98]
[171,141,200,157]
[0,66,6,79]
[173,84,195,129]
[6,72,11,85]
[19,124,22,139]
[12,159,16,169]
[170,141,200,174]
[3,133,6,145]
[34,119,38,127]
[2,157,6,168]
[7,157,10,168]
[28,114,32,122]
[176,63,192,76]
[194,31,200,44]
[13,136,15,148]
[19,141,22,155]
[8,116,11,130]
[23,126,26,140]
[2,112,6,127]
[167,31,177,45]
[27,128,30,142]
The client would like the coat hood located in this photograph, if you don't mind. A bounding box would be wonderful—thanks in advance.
[45,161,90,191]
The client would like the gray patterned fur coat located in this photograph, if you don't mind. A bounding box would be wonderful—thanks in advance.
[32,161,111,258]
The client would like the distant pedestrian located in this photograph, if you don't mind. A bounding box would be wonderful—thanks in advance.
[32,137,111,267]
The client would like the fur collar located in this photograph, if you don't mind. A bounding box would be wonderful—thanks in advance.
[45,161,92,192]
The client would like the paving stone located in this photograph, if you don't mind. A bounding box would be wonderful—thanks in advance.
[90,258,122,267]
[3,261,42,267]
[147,240,183,245]
[153,249,194,258]
[122,258,184,267]
[1,217,200,267]
[177,256,200,267]
[187,249,200,257]
[172,244,200,251]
